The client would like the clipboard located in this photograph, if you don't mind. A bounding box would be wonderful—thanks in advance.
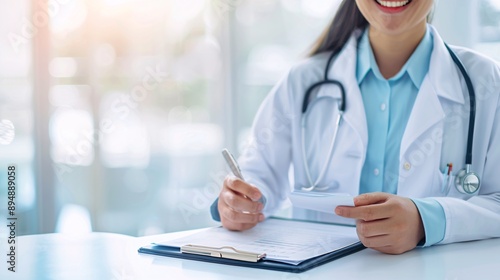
[180,244,266,262]
[138,241,364,273]
[138,218,365,273]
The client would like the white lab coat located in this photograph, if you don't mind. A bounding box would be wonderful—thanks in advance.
[238,26,500,245]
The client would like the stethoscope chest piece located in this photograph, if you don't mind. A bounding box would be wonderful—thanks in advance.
[455,165,480,194]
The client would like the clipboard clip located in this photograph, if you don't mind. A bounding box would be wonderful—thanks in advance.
[181,244,266,263]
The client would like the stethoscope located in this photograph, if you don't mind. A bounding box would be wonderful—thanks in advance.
[300,43,480,195]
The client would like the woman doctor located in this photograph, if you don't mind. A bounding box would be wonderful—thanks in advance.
[212,0,500,254]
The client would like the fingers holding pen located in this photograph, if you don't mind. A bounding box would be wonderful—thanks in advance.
[218,176,265,231]
[219,198,264,223]
[224,176,262,202]
[221,185,264,213]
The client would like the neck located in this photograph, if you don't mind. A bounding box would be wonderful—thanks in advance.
[369,23,427,79]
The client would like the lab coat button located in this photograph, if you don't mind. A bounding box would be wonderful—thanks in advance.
[373,168,380,176]
[380,103,386,111]
[403,162,411,171]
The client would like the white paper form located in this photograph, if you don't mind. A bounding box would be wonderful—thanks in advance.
[289,191,354,214]
[158,219,360,265]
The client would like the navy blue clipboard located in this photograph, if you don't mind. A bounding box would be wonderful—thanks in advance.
[138,241,365,273]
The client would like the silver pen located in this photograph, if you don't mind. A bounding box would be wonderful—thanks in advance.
[221,148,266,205]
[222,148,245,180]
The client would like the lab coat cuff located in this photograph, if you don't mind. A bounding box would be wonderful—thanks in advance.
[210,198,221,222]
[411,198,446,247]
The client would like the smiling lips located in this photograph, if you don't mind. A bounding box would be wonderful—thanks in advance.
[375,0,412,8]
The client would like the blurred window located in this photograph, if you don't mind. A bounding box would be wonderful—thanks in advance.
[476,0,500,61]
[0,0,36,234]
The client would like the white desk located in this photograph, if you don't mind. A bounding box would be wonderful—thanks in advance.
[1,229,499,280]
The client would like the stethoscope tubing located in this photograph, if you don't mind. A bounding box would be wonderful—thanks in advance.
[444,44,476,166]
[299,41,479,194]
[301,111,343,191]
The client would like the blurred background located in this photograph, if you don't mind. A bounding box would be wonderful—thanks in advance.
[0,0,499,237]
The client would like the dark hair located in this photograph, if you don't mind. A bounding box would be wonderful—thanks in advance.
[309,0,368,56]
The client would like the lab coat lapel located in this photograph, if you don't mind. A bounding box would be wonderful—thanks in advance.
[328,33,368,154]
[400,26,465,157]
[427,26,465,105]
[400,76,445,156]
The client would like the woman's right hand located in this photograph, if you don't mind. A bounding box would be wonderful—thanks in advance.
[218,176,265,231]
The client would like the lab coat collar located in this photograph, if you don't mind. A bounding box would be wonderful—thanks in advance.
[400,26,464,157]
[356,29,371,84]
[327,29,369,154]
[427,25,465,105]
[400,74,446,157]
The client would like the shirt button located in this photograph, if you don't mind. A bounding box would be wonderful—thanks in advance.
[373,168,380,176]
[380,103,386,111]
[403,162,411,171]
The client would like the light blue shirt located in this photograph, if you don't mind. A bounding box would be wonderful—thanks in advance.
[357,27,445,246]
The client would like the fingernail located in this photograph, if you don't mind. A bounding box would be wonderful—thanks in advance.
[252,193,260,201]
[258,215,265,222]
[335,207,342,215]
[257,203,264,212]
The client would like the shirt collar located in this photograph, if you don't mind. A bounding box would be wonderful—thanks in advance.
[356,25,434,89]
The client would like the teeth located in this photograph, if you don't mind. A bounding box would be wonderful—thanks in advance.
[376,0,410,8]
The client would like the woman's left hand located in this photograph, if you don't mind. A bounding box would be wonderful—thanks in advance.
[335,192,425,255]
